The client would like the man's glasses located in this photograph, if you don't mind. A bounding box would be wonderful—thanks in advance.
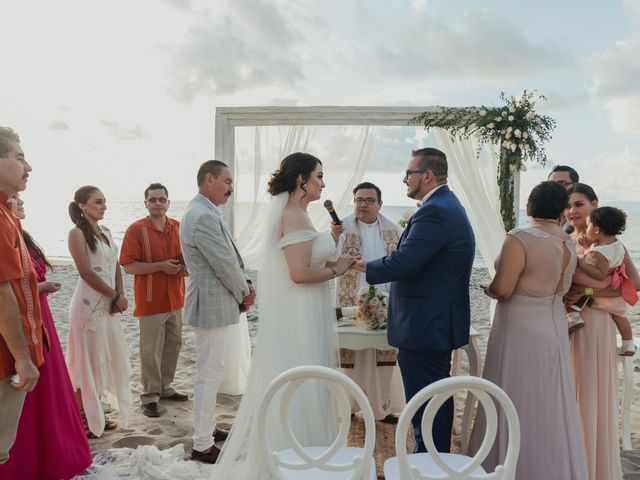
[354,197,378,205]
[555,181,573,187]
[146,197,168,204]
[405,168,427,178]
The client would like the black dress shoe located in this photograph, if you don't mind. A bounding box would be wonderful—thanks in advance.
[191,445,221,464]
[161,392,189,402]
[381,414,399,424]
[213,428,229,442]
[142,402,161,417]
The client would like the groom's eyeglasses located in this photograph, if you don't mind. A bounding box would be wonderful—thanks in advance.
[405,169,427,178]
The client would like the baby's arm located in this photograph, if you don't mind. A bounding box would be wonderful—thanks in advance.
[577,251,609,281]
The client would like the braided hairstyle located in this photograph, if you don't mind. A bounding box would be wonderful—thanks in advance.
[68,186,100,252]
[267,152,321,197]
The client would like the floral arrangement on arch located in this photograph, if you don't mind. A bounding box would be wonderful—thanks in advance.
[410,91,556,231]
[354,284,388,330]
[411,91,555,165]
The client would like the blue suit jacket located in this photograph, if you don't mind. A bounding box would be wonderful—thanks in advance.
[366,185,475,351]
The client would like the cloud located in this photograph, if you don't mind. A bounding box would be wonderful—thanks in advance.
[581,146,640,201]
[365,9,574,81]
[167,0,303,103]
[268,97,299,106]
[99,119,146,140]
[48,119,70,130]
[588,1,640,137]
[161,0,193,11]
[589,39,640,137]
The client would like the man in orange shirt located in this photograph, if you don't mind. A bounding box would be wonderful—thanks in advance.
[0,127,46,463]
[119,183,187,418]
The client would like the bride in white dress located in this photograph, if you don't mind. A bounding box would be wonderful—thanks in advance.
[214,153,356,479]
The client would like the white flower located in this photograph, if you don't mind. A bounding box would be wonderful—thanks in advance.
[514,129,522,138]
[502,140,511,148]
[495,117,502,122]
[487,122,495,129]
[506,126,513,133]
[501,111,508,117]
[510,143,517,152]
[501,129,506,134]
[508,115,514,121]
[526,111,535,120]
[522,131,529,139]
[509,105,516,113]
[479,110,487,117]
[505,132,512,139]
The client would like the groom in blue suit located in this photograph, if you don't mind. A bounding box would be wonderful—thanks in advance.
[354,147,475,453]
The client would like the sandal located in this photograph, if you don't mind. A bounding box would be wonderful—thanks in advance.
[79,408,98,439]
[104,416,118,431]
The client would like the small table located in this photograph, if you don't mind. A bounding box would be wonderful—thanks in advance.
[337,325,396,351]
[337,324,482,449]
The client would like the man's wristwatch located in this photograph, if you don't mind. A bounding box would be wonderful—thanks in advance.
[584,287,594,296]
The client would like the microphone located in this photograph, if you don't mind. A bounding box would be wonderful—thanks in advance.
[323,199,342,225]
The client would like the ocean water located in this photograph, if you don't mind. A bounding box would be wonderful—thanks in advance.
[24,199,640,268]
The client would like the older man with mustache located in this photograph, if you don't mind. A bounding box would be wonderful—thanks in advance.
[0,127,45,464]
[180,160,255,464]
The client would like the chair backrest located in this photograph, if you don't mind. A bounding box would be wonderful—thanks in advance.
[395,376,520,480]
[257,365,376,480]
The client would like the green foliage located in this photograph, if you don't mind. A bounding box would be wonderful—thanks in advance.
[410,91,556,230]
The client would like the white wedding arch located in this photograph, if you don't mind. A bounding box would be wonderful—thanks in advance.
[214,105,531,275]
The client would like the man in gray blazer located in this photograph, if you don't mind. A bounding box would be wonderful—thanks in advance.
[180,160,254,464]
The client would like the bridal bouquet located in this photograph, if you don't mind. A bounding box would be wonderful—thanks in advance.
[354,284,388,330]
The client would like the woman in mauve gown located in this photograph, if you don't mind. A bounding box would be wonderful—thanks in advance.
[468,182,587,480]
[0,194,92,480]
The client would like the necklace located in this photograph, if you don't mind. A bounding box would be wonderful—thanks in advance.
[530,218,559,226]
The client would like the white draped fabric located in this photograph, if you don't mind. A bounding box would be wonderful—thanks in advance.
[219,313,251,396]
[232,125,506,277]
[234,125,375,270]
[433,129,505,276]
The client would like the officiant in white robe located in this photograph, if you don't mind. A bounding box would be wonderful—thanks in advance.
[332,182,405,422]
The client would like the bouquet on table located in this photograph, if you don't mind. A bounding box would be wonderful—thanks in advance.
[354,284,388,330]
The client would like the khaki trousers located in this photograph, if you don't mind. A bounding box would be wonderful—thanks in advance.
[0,377,26,464]
[139,309,183,405]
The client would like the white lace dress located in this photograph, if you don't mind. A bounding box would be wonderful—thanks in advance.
[67,228,132,436]
[214,194,340,479]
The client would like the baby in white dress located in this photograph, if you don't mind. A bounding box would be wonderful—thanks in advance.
[576,207,637,356]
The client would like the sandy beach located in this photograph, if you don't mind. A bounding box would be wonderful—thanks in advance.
[40,263,639,478]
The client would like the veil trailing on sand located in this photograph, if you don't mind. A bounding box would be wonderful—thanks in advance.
[214,191,339,479]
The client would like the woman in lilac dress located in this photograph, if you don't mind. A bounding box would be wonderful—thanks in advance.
[0,195,92,480]
[468,182,587,480]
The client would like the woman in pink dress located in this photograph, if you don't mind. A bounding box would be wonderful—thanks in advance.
[565,183,640,480]
[0,195,92,479]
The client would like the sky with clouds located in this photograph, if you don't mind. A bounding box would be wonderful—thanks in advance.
[2,0,640,211]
